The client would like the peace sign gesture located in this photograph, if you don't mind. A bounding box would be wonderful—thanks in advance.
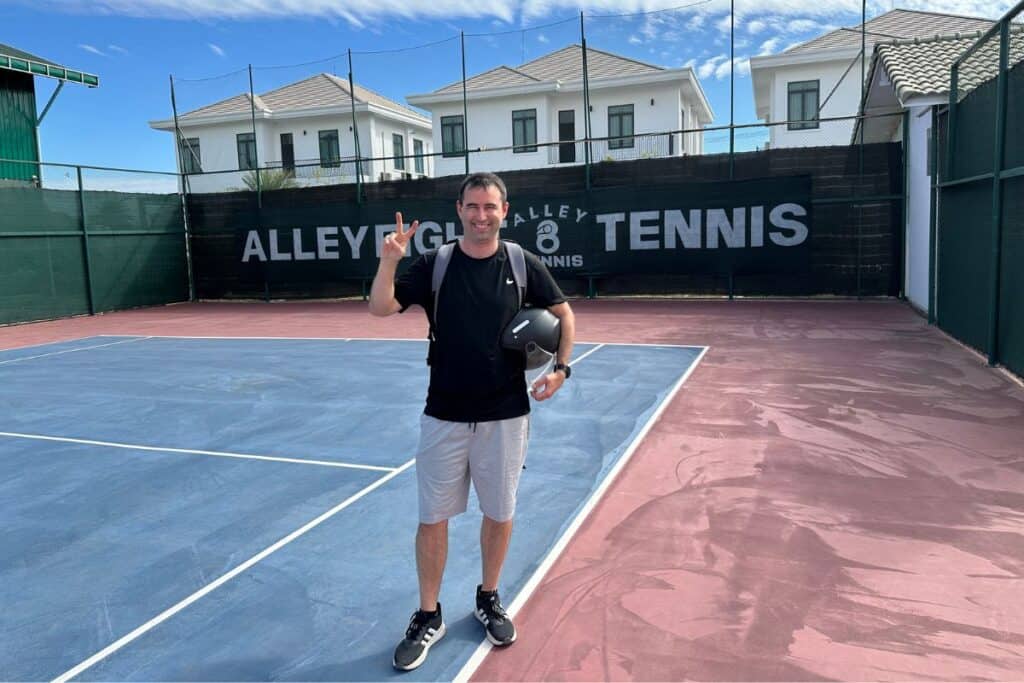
[382,211,419,264]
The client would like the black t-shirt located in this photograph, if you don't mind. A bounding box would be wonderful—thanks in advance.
[394,240,566,422]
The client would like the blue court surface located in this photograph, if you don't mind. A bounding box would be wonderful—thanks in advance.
[0,335,704,681]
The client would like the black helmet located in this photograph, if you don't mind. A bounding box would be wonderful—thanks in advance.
[502,307,561,370]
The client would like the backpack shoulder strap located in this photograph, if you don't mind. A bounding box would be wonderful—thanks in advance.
[431,242,456,332]
[503,240,527,310]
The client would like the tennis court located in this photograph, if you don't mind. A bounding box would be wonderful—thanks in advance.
[1,322,703,681]
[2,299,1022,681]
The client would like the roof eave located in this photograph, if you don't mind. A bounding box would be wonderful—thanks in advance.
[900,92,949,108]
[749,46,863,71]
[407,68,702,108]
[0,51,100,87]
[150,101,430,132]
[407,81,557,107]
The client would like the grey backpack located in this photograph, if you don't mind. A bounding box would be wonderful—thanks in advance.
[430,239,527,337]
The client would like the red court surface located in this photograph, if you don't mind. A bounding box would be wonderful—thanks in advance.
[4,299,1023,681]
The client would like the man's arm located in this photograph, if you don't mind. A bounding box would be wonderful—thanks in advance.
[530,300,575,402]
[549,301,575,367]
[368,212,418,317]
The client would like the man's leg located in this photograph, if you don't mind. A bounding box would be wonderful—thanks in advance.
[417,519,449,611]
[469,416,529,646]
[480,515,513,591]
[393,416,471,671]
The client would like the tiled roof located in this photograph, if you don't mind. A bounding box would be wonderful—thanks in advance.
[178,73,423,120]
[180,93,264,118]
[432,44,663,94]
[875,25,1024,101]
[434,66,540,95]
[785,9,996,56]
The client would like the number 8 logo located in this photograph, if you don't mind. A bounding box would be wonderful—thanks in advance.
[536,220,560,255]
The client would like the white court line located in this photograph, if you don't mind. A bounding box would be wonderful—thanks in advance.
[100,334,355,341]
[0,432,396,473]
[100,334,703,349]
[51,457,416,683]
[569,343,604,366]
[0,337,149,366]
[453,344,710,683]
[0,335,105,354]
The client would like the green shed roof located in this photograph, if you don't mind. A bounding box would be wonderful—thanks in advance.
[0,42,99,87]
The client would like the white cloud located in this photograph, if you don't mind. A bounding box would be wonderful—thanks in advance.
[78,44,106,56]
[32,0,1020,24]
[758,37,781,55]
[682,57,697,69]
[713,56,750,79]
[696,54,727,79]
[787,18,828,33]
[107,44,129,54]
[746,19,766,34]
[628,35,642,45]
[537,33,549,43]
[208,43,225,57]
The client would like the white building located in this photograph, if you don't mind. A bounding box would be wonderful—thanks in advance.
[406,45,713,178]
[150,73,433,193]
[750,9,994,149]
[853,28,1022,315]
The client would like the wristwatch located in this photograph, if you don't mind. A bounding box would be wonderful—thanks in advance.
[553,362,571,379]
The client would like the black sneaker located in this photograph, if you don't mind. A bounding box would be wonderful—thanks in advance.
[474,585,517,646]
[393,604,446,671]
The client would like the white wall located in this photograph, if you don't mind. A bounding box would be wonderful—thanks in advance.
[368,118,433,180]
[172,111,430,192]
[905,105,933,313]
[429,81,692,178]
[768,57,866,148]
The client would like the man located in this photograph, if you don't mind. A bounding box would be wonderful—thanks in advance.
[369,172,575,672]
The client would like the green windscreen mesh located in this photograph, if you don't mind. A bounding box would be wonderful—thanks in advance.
[999,176,1024,377]
[951,32,999,180]
[937,181,993,355]
[0,185,188,324]
[80,191,188,312]
[938,23,1024,375]
[1006,47,1024,173]
[0,187,88,324]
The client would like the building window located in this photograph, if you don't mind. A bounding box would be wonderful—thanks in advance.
[236,133,256,170]
[393,133,405,170]
[319,129,340,167]
[608,104,634,149]
[512,109,537,153]
[787,80,820,130]
[180,137,201,174]
[414,139,425,174]
[280,133,295,174]
[441,115,465,157]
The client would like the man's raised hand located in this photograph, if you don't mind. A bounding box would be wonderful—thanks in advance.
[382,211,419,263]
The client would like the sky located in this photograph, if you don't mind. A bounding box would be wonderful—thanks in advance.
[3,0,1016,187]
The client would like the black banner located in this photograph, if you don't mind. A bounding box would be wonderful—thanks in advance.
[238,175,811,279]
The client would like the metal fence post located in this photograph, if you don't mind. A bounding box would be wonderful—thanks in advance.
[76,166,96,315]
[987,22,1009,366]
[170,74,196,301]
[461,32,470,176]
[348,49,363,204]
[248,64,261,206]
[928,107,938,325]
[581,12,592,191]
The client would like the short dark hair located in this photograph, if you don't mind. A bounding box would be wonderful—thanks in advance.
[458,172,507,203]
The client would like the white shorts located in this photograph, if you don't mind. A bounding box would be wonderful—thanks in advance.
[415,414,530,524]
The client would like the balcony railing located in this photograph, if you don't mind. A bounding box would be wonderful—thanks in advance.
[261,157,366,180]
[546,131,695,165]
